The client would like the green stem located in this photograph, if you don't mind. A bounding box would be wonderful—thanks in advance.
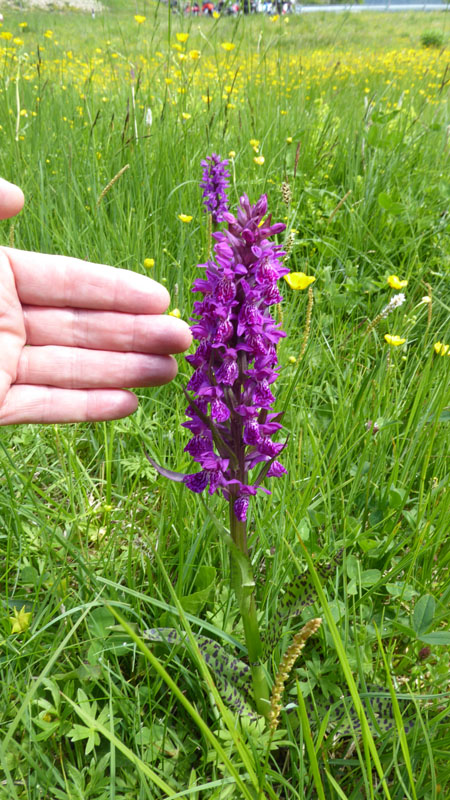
[229,507,270,720]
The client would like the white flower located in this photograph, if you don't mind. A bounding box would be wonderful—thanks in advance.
[380,293,406,319]
[145,107,152,126]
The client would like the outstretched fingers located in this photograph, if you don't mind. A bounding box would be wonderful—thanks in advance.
[15,346,179,389]
[22,307,192,354]
[1,247,171,314]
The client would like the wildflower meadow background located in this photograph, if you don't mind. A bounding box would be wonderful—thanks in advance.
[0,3,449,798]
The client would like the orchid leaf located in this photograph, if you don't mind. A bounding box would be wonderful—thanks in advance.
[303,685,415,739]
[262,551,343,660]
[144,628,256,718]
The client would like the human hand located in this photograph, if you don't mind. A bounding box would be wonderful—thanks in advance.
[0,178,192,425]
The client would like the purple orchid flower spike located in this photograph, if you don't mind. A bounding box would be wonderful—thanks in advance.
[182,192,288,520]
[149,193,288,523]
[200,154,230,224]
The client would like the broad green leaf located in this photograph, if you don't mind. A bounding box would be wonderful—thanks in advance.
[385,582,417,601]
[378,191,403,214]
[360,569,382,586]
[180,566,216,615]
[412,594,435,636]
[417,631,450,646]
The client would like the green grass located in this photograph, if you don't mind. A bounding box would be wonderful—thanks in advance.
[0,4,449,798]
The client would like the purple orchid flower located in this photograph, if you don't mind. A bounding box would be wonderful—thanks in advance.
[200,154,230,224]
[181,193,288,520]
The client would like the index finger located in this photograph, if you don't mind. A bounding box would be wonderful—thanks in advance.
[0,247,171,314]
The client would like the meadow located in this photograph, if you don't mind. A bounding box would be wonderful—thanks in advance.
[0,3,449,798]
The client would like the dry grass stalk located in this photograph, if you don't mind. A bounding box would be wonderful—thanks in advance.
[97,163,130,206]
[298,286,314,361]
[327,189,352,224]
[269,618,322,731]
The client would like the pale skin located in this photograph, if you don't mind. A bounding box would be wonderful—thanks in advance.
[0,177,192,425]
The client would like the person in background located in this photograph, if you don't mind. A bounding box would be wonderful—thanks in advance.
[0,177,192,426]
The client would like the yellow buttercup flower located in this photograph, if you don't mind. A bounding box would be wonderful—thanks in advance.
[10,606,32,634]
[228,150,236,158]
[286,136,293,144]
[384,334,406,346]
[144,258,155,269]
[221,42,235,52]
[176,33,189,43]
[189,50,201,60]
[434,341,449,356]
[178,214,193,223]
[254,156,265,165]
[249,138,260,148]
[44,30,53,38]
[387,274,408,289]
[213,10,220,17]
[182,112,191,120]
[284,272,316,290]
[271,14,280,22]
[169,308,181,318]
[134,14,146,23]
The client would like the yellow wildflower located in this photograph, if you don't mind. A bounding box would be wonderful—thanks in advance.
[286,136,293,144]
[134,14,146,23]
[19,22,28,28]
[44,30,53,38]
[434,341,449,356]
[384,334,406,346]
[144,258,155,269]
[189,50,201,60]
[178,214,193,223]
[387,274,408,289]
[249,138,260,148]
[0,31,13,40]
[13,37,24,46]
[254,156,265,165]
[271,14,279,21]
[228,150,236,158]
[10,606,32,634]
[221,42,235,52]
[284,272,316,290]
[182,112,191,120]
[176,33,189,43]
[288,356,297,364]
[169,308,181,318]
[213,10,220,17]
